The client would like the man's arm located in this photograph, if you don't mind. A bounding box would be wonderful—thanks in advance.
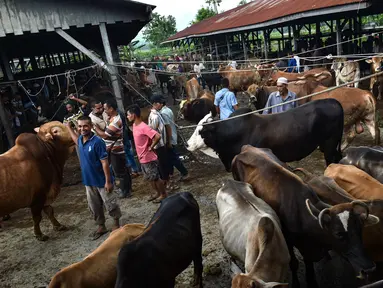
[65,122,79,145]
[165,124,172,147]
[100,158,113,192]
[262,94,273,115]
[230,93,239,111]
[69,95,88,108]
[94,125,108,139]
[149,133,161,151]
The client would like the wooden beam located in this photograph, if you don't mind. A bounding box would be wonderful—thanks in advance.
[226,35,231,59]
[336,19,342,55]
[242,33,248,60]
[214,40,219,61]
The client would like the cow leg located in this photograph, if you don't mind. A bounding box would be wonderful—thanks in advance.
[341,125,356,151]
[193,233,203,287]
[363,115,380,145]
[31,205,49,241]
[43,205,67,231]
[288,245,300,288]
[378,83,383,101]
[322,134,343,166]
[304,259,319,288]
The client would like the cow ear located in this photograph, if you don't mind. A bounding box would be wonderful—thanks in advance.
[34,127,40,133]
[363,214,380,227]
[366,59,373,64]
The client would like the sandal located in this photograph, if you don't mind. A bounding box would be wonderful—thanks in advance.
[90,229,108,240]
[153,196,167,204]
[147,195,159,202]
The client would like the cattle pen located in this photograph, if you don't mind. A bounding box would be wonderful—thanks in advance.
[3,1,383,288]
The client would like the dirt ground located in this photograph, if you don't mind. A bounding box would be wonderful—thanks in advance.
[0,96,381,288]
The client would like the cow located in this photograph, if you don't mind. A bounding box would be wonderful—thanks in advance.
[331,59,361,88]
[366,57,383,100]
[324,164,383,200]
[232,145,379,287]
[179,90,217,124]
[361,280,383,288]
[168,75,187,104]
[187,99,344,172]
[0,121,75,240]
[203,72,222,93]
[115,192,203,288]
[218,66,261,94]
[48,224,145,288]
[267,67,333,87]
[340,146,383,183]
[186,77,202,100]
[250,74,379,149]
[216,179,290,288]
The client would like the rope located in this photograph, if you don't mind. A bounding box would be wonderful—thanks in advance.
[177,69,383,130]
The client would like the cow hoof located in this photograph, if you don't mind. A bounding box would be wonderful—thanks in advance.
[36,234,49,241]
[53,225,68,232]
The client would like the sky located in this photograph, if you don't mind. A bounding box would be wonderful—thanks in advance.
[134,0,240,41]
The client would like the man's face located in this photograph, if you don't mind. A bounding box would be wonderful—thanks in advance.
[127,111,135,123]
[152,102,162,111]
[92,103,104,115]
[77,120,91,136]
[277,83,287,94]
[66,104,74,113]
[104,104,112,116]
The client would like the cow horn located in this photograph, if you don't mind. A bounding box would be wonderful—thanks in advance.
[297,76,306,80]
[318,208,330,229]
[314,72,323,77]
[351,200,369,219]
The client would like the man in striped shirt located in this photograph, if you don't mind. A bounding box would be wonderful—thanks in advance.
[94,99,132,198]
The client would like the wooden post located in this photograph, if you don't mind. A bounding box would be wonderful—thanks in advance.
[336,19,342,55]
[226,35,231,59]
[0,100,15,148]
[242,33,248,60]
[215,40,219,61]
[263,30,268,60]
[99,22,125,113]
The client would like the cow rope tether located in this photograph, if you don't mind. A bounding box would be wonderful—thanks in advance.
[177,69,383,130]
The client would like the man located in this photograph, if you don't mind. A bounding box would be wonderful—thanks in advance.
[66,115,121,240]
[126,104,167,203]
[263,77,297,115]
[94,99,132,199]
[193,61,205,88]
[214,78,238,120]
[63,95,88,128]
[148,95,177,191]
[153,96,189,182]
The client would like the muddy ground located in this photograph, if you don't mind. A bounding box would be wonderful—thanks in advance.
[0,95,381,288]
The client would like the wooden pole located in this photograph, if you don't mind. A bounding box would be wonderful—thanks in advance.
[215,40,219,61]
[336,19,342,55]
[263,30,268,60]
[0,100,15,148]
[226,35,231,59]
[99,22,125,113]
[242,33,248,60]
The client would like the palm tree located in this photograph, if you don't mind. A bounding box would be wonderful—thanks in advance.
[206,0,221,14]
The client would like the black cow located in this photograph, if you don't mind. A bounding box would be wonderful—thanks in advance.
[340,146,383,183]
[181,98,217,124]
[232,145,379,288]
[203,72,222,93]
[187,99,344,171]
[115,192,203,288]
[156,73,171,93]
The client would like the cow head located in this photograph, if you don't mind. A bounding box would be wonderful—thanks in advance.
[306,199,379,278]
[187,112,219,159]
[331,58,347,72]
[232,274,288,288]
[366,57,383,73]
[34,121,74,147]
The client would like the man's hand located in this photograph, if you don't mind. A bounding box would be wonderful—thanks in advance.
[166,142,172,148]
[105,181,114,193]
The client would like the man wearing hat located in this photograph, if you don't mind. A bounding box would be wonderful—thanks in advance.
[263,77,297,114]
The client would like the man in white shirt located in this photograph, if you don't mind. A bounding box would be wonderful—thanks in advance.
[89,100,109,135]
[193,62,206,88]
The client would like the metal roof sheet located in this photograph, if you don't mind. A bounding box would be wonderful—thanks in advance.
[166,0,369,42]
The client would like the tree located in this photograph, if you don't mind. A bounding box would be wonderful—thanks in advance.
[191,7,217,25]
[120,40,146,61]
[238,0,247,5]
[143,13,177,46]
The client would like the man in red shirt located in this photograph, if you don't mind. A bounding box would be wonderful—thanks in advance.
[126,104,167,203]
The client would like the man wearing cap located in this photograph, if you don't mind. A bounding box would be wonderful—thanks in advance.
[263,77,297,115]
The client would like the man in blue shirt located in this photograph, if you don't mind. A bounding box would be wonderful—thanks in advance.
[214,78,238,120]
[66,115,121,240]
[263,77,298,115]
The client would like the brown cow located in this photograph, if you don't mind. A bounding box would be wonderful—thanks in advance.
[48,223,145,288]
[268,67,333,87]
[179,89,216,123]
[0,121,75,240]
[366,57,383,100]
[185,77,202,100]
[324,164,383,200]
[218,66,261,93]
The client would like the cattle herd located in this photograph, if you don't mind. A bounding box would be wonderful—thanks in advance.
[2,58,383,288]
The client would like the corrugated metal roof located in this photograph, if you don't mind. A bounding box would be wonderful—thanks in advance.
[166,0,369,42]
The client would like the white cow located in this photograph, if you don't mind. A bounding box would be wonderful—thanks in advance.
[216,179,290,288]
[331,58,360,88]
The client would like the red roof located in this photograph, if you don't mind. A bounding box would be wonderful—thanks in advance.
[166,0,368,42]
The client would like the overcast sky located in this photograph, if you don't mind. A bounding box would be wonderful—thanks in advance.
[134,0,240,41]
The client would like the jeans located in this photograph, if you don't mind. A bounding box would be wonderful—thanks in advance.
[168,145,188,176]
[124,140,140,173]
[197,77,205,89]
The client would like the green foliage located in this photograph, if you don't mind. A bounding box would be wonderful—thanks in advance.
[120,41,146,61]
[191,7,217,25]
[143,12,177,46]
